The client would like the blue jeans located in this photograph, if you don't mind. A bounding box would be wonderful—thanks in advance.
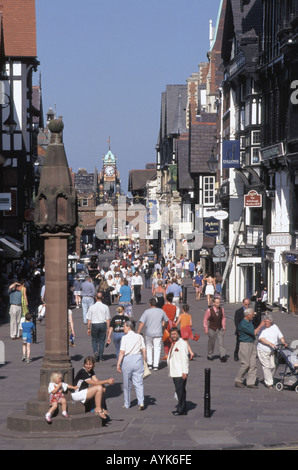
[82,297,94,323]
[113,331,125,358]
[91,323,107,360]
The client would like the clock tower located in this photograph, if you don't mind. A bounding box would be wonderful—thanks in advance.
[99,139,122,200]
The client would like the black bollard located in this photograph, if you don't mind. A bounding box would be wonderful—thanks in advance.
[32,311,37,344]
[204,368,211,418]
[182,286,188,303]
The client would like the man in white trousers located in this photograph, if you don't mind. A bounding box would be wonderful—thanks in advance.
[137,298,168,370]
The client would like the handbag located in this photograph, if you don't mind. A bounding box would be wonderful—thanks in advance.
[143,360,151,379]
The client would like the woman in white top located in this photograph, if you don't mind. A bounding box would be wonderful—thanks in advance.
[257,314,287,388]
[203,272,216,306]
[117,320,147,410]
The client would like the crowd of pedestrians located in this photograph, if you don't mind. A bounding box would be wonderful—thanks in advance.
[3,246,289,424]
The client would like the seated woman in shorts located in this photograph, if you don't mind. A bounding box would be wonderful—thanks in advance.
[71,356,114,420]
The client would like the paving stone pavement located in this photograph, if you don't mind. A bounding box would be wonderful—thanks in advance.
[1,276,298,451]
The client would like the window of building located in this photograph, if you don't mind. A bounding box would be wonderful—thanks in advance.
[203,176,215,206]
[240,106,245,130]
[251,130,261,145]
[82,198,88,207]
[251,147,260,164]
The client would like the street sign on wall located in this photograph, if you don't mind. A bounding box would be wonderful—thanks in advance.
[214,210,229,220]
[244,190,262,207]
[222,140,240,168]
[204,217,220,238]
[266,233,292,248]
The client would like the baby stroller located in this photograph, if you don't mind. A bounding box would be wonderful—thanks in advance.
[274,345,298,392]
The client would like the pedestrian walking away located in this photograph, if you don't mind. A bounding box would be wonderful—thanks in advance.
[138,298,169,370]
[118,279,133,317]
[73,275,82,308]
[176,304,199,360]
[193,271,204,301]
[87,292,111,362]
[203,296,227,362]
[162,293,177,359]
[81,276,95,324]
[166,279,183,319]
[117,320,147,410]
[167,327,189,416]
[106,305,130,358]
[8,279,23,339]
[21,313,35,363]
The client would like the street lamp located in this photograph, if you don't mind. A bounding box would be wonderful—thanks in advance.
[3,113,17,135]
[167,177,176,192]
[207,145,218,172]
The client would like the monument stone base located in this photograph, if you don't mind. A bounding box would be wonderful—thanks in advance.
[6,397,105,434]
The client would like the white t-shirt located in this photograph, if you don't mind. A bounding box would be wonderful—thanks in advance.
[48,382,68,394]
[257,324,283,353]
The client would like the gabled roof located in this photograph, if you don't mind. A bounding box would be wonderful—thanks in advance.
[221,0,262,65]
[1,0,37,57]
[160,85,187,140]
[189,113,217,174]
[177,136,194,190]
[128,169,156,192]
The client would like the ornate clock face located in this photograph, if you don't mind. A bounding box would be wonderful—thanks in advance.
[104,165,115,177]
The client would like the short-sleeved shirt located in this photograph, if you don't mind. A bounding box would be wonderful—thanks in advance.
[257,324,283,353]
[119,285,131,303]
[9,288,22,305]
[74,367,95,391]
[139,307,169,337]
[110,314,130,333]
[81,281,95,298]
[167,284,182,297]
[120,330,145,356]
[48,381,68,394]
[86,301,111,324]
[22,321,35,343]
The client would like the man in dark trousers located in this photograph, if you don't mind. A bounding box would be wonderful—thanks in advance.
[167,327,189,416]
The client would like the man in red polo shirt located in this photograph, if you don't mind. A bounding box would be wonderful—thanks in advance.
[203,297,227,362]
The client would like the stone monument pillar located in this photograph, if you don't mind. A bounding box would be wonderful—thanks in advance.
[34,118,77,401]
[6,119,106,433]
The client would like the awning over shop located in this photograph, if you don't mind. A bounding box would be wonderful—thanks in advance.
[0,236,23,258]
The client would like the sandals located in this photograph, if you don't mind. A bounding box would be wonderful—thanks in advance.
[95,410,107,419]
